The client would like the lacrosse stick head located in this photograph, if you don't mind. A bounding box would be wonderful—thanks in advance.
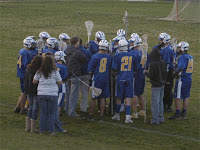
[90,86,102,97]
[59,40,67,51]
[85,21,94,42]
[123,11,128,24]
[37,39,44,54]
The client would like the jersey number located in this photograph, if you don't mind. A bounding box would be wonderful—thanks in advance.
[121,56,132,71]
[186,59,193,73]
[17,55,22,68]
[140,55,147,68]
[99,58,107,73]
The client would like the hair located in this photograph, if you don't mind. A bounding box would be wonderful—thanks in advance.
[70,36,79,45]
[45,52,53,57]
[27,55,43,73]
[38,55,57,79]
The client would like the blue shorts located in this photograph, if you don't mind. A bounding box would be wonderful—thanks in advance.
[174,78,191,100]
[20,78,25,93]
[134,77,145,96]
[92,81,110,99]
[58,93,65,107]
[115,80,134,99]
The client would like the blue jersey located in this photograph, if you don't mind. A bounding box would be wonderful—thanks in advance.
[56,63,67,81]
[89,41,99,55]
[29,49,38,60]
[176,53,193,80]
[17,48,31,78]
[112,52,139,81]
[42,48,58,56]
[88,53,112,83]
[79,45,92,75]
[112,41,119,53]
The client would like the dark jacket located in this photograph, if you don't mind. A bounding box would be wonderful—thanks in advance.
[24,69,38,95]
[146,48,167,87]
[65,45,86,78]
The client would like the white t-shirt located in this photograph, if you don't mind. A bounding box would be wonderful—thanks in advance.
[34,70,62,96]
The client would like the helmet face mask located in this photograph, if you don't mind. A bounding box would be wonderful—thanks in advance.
[177,41,189,52]
[99,40,109,51]
[158,33,171,44]
[59,33,70,44]
[46,37,59,49]
[39,32,50,41]
[129,37,141,48]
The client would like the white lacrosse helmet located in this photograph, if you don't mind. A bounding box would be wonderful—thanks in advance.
[59,33,70,40]
[99,40,109,50]
[54,51,66,63]
[95,31,106,40]
[117,29,125,36]
[118,40,128,51]
[26,36,36,40]
[132,37,142,47]
[23,37,36,48]
[113,35,126,41]
[131,33,139,39]
[177,41,189,51]
[158,33,171,43]
[39,31,51,39]
[46,37,59,49]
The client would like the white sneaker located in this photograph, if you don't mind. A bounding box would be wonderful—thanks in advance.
[138,110,146,117]
[112,114,120,121]
[125,119,133,123]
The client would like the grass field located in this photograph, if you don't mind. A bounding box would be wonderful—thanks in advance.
[0,0,200,150]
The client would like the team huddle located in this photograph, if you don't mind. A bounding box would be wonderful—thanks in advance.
[15,29,193,134]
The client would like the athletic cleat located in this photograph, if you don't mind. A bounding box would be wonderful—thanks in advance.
[168,113,181,120]
[125,119,133,124]
[98,116,104,122]
[138,110,146,117]
[131,113,138,119]
[14,107,21,113]
[112,114,120,121]
[180,112,187,119]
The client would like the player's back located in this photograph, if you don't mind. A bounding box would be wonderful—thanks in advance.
[89,41,99,55]
[178,53,193,80]
[29,49,38,61]
[88,53,112,83]
[56,63,67,80]
[42,48,58,56]
[112,52,139,81]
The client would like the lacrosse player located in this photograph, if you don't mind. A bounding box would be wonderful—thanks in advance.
[42,37,59,56]
[88,31,105,55]
[111,39,139,123]
[26,36,38,60]
[88,40,112,121]
[154,33,174,112]
[14,37,34,114]
[169,41,193,120]
[58,33,70,52]
[129,37,149,119]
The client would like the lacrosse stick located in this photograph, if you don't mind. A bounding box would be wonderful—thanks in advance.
[171,37,177,64]
[139,34,148,123]
[72,73,102,97]
[123,11,128,38]
[59,40,67,51]
[37,39,44,55]
[85,21,94,43]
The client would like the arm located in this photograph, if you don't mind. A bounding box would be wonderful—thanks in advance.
[33,71,39,84]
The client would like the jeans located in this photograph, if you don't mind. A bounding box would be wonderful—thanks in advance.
[55,106,64,132]
[65,81,70,115]
[68,78,80,116]
[27,95,39,120]
[38,95,58,133]
[80,75,89,112]
[151,86,164,124]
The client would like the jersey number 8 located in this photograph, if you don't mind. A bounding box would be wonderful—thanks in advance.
[99,58,107,73]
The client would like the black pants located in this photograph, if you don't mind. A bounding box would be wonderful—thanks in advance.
[163,69,174,109]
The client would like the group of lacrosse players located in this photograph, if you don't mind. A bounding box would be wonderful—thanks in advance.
[15,29,193,134]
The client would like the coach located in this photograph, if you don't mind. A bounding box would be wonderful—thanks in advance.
[65,36,86,117]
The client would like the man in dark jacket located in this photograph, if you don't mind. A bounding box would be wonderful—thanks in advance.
[65,36,86,117]
[144,48,167,125]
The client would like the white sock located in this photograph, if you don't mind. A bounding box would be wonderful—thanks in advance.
[126,115,130,120]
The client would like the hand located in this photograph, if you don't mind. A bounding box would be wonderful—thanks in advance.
[143,70,148,75]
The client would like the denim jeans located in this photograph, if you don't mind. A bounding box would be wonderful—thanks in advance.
[38,95,58,133]
[151,86,164,124]
[80,75,89,112]
[65,81,70,115]
[55,106,64,132]
[68,78,80,116]
[27,95,39,120]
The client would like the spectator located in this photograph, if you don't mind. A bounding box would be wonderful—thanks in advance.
[33,56,62,135]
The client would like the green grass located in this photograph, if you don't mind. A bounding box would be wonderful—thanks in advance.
[0,0,200,150]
